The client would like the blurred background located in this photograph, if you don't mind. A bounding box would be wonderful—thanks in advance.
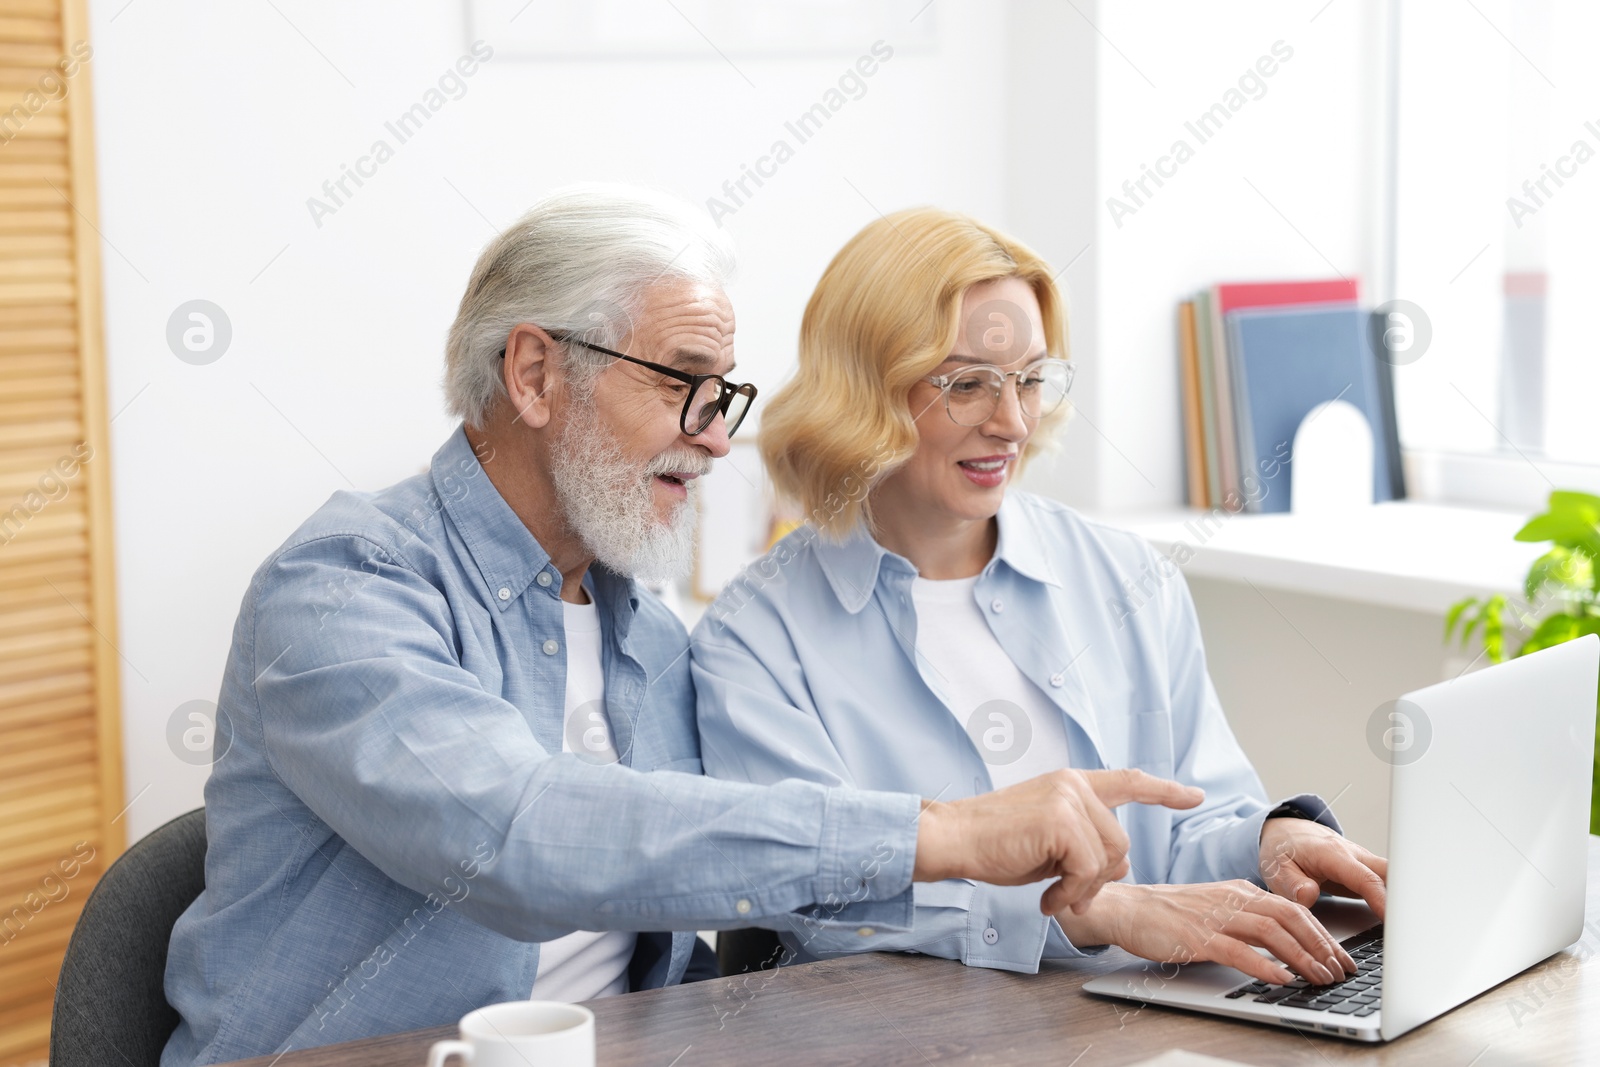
[3,2,1599,1061]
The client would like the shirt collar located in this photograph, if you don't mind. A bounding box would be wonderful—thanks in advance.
[814,492,1059,613]
[992,492,1061,588]
[813,524,902,615]
[434,427,550,611]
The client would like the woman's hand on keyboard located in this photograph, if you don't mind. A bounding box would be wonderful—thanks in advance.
[1057,879,1357,986]
[1259,818,1388,920]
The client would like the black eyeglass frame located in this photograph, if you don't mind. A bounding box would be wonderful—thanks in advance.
[501,331,756,438]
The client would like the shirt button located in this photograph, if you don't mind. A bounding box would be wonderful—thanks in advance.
[856,927,875,938]
[497,587,510,601]
[736,899,752,915]
[535,571,553,587]
[983,927,999,945]
[542,639,559,656]
[1049,673,1065,687]
[991,598,1004,613]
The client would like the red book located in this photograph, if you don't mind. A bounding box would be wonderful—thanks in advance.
[1214,278,1359,314]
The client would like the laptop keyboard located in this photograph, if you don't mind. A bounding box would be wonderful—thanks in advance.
[1224,924,1383,1017]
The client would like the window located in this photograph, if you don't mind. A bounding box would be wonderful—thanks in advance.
[1389,0,1600,502]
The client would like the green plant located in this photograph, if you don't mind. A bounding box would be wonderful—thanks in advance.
[1446,491,1600,835]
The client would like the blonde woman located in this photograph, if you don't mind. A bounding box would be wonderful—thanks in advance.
[691,208,1386,986]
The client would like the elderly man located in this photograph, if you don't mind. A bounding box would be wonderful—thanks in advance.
[161,185,1200,1066]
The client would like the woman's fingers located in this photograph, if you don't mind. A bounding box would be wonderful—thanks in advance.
[1102,880,1366,989]
[1262,854,1322,909]
[1315,848,1388,919]
[1355,845,1388,882]
[1285,845,1388,920]
[1161,884,1354,986]
[1231,912,1335,985]
[1262,822,1390,921]
[1210,933,1296,986]
[1255,894,1355,977]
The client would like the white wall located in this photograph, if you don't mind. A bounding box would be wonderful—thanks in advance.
[90,0,1010,840]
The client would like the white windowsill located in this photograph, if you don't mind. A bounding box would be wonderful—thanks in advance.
[1091,501,1545,616]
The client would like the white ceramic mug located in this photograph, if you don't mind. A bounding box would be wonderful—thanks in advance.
[426,1001,595,1067]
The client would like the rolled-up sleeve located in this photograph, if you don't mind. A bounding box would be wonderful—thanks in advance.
[252,534,920,942]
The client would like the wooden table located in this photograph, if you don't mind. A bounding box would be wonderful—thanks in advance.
[226,839,1600,1066]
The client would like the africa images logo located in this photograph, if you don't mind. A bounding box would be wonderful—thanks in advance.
[966,700,1032,767]
[1366,697,1431,766]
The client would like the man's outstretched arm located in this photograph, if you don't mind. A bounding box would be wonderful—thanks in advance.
[253,536,1198,942]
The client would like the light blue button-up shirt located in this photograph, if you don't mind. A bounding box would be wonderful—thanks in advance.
[691,491,1336,974]
[161,428,922,1067]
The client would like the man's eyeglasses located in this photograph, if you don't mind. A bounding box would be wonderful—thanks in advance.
[502,331,757,438]
[923,357,1074,427]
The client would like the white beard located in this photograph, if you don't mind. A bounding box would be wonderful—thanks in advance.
[549,411,705,581]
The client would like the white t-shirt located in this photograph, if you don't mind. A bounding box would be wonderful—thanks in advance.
[528,598,636,1002]
[910,574,1072,790]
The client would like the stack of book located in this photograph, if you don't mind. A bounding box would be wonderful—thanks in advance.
[1177,279,1405,513]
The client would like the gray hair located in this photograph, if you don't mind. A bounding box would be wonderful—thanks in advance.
[444,183,737,428]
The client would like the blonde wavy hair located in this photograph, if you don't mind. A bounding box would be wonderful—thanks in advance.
[758,207,1070,537]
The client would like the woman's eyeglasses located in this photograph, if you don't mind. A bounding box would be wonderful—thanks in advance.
[923,357,1074,427]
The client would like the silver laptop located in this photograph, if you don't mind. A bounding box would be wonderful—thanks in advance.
[1084,634,1598,1042]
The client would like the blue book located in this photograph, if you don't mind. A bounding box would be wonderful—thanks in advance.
[1225,304,1398,514]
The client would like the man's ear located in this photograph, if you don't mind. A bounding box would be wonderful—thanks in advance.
[502,324,559,430]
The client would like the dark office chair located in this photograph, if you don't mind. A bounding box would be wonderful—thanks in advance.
[51,807,207,1067]
[716,927,786,976]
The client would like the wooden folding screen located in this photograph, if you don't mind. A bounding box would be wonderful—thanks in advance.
[0,0,123,1062]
